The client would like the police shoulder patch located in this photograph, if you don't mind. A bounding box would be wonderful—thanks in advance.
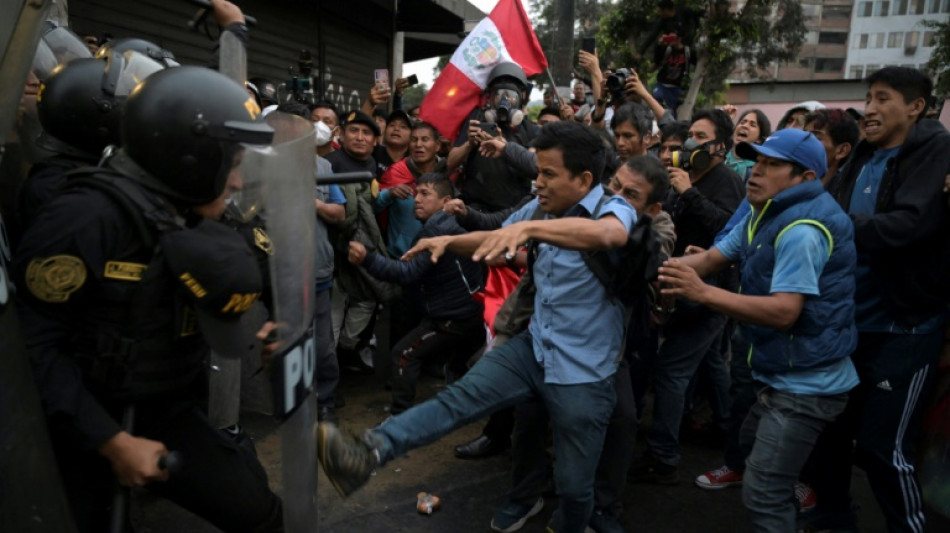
[25,255,87,303]
[253,227,274,255]
[104,261,148,281]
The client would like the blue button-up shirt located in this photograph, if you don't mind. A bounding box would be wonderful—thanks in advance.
[503,184,637,384]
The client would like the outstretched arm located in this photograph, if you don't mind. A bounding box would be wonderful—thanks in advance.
[471,215,628,262]
[660,257,805,330]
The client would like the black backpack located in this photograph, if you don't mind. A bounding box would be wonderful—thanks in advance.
[523,195,663,353]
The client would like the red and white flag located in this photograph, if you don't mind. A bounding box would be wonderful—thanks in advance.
[418,0,547,140]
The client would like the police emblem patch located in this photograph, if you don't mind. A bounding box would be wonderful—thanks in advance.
[104,261,147,281]
[253,227,274,255]
[25,255,87,302]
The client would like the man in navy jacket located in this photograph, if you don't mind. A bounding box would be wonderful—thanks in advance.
[348,173,484,414]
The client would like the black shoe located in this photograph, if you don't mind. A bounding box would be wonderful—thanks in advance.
[628,451,679,485]
[454,434,510,460]
[222,424,257,457]
[588,509,626,533]
[339,347,375,376]
[316,422,378,497]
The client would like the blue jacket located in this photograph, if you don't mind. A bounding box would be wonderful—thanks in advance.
[363,211,483,320]
[739,180,857,373]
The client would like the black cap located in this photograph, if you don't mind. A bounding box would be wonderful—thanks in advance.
[387,109,413,127]
[161,218,264,359]
[341,110,381,136]
[846,107,865,120]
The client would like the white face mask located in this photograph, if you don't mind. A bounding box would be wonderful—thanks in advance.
[314,120,332,147]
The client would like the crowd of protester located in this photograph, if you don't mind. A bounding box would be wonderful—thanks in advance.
[311,51,950,533]
[5,1,950,533]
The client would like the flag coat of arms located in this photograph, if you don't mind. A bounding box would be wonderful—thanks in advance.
[419,0,547,140]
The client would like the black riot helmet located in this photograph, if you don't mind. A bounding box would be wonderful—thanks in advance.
[484,62,528,127]
[487,62,529,90]
[121,66,274,206]
[95,37,179,68]
[36,53,167,159]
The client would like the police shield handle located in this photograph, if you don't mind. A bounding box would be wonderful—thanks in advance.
[315,171,375,186]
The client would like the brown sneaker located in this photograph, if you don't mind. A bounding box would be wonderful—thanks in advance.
[317,422,378,497]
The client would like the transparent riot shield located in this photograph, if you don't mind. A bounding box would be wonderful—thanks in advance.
[218,28,247,88]
[239,111,318,532]
[0,1,76,531]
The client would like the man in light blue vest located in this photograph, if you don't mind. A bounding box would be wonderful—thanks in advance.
[656,128,859,532]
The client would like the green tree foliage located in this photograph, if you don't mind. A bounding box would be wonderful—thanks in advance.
[924,18,950,97]
[599,0,806,119]
[434,55,450,78]
[400,83,429,109]
[528,0,613,85]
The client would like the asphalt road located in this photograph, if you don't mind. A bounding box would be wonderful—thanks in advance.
[132,365,950,532]
[132,307,950,532]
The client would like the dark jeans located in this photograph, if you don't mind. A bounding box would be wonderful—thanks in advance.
[314,288,338,410]
[389,314,485,413]
[648,309,729,466]
[506,362,637,515]
[812,328,944,533]
[52,402,282,533]
[373,331,617,533]
[739,386,848,532]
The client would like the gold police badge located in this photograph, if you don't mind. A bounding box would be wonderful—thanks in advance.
[25,255,87,302]
[253,227,274,255]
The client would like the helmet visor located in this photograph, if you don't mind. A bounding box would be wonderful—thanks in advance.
[33,24,92,79]
[110,51,167,97]
[491,87,522,106]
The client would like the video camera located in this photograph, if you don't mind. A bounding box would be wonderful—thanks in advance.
[281,49,315,105]
[606,68,633,101]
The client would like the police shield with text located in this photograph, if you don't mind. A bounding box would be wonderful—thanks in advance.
[235,108,321,531]
[12,66,283,532]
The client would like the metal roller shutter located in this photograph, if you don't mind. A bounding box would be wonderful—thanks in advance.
[67,0,393,113]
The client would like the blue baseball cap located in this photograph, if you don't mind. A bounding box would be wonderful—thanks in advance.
[735,128,828,179]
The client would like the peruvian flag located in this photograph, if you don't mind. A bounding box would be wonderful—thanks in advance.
[418,0,547,140]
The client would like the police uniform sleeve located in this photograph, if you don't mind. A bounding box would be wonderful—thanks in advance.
[12,188,141,450]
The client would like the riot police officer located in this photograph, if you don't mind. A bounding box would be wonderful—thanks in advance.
[18,50,166,231]
[12,66,282,532]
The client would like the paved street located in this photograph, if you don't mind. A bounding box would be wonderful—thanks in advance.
[132,310,950,533]
[133,362,950,532]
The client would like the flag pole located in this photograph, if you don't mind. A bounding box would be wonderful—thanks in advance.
[544,68,562,107]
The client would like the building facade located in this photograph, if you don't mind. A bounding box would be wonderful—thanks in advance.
[845,0,949,80]
[728,0,947,83]
[728,0,854,82]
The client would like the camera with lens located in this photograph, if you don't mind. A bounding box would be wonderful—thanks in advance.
[606,67,633,100]
[281,49,315,105]
[670,138,714,172]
